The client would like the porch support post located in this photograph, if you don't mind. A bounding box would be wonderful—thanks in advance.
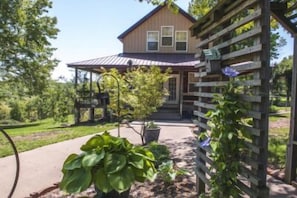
[179,70,183,118]
[285,34,297,183]
[74,67,80,124]
[89,71,95,122]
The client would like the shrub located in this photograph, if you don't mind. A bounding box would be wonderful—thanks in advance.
[0,102,10,120]
[10,101,25,122]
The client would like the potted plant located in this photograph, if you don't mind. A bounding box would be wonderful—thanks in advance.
[59,131,157,198]
[144,121,161,144]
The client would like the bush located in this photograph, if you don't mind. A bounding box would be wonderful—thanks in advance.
[146,142,170,167]
[10,101,25,122]
[0,103,10,120]
[269,105,278,113]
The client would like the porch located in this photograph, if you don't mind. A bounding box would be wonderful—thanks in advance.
[68,53,199,123]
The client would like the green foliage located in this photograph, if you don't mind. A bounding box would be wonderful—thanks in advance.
[269,105,279,113]
[124,66,171,120]
[188,0,218,19]
[101,66,170,143]
[0,0,59,94]
[146,142,188,184]
[272,56,293,105]
[146,121,159,129]
[146,142,170,167]
[268,136,287,169]
[157,160,188,184]
[204,69,248,197]
[9,100,25,122]
[0,102,10,120]
[60,132,157,194]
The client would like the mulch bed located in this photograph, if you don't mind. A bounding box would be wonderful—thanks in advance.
[34,136,198,198]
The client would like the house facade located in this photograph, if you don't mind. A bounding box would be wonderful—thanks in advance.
[68,3,199,122]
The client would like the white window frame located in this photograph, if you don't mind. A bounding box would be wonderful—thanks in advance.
[175,31,188,52]
[161,26,174,47]
[146,31,159,52]
[188,72,199,93]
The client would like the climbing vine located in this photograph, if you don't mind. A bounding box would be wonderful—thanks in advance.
[201,67,249,197]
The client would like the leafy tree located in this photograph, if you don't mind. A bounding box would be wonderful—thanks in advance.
[101,66,171,143]
[188,0,219,19]
[272,56,293,105]
[0,0,59,94]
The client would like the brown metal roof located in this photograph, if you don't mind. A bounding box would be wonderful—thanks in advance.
[118,2,196,41]
[67,53,199,72]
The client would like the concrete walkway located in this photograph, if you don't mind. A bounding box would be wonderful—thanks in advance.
[0,121,296,197]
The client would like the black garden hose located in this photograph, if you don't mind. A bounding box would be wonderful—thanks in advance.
[0,128,20,198]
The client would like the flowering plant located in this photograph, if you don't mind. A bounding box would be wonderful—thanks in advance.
[203,66,248,197]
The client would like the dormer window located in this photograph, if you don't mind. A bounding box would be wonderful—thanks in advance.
[161,26,173,47]
[147,31,159,51]
[175,31,188,52]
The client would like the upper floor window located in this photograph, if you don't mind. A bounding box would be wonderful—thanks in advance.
[147,31,159,51]
[161,26,173,47]
[175,31,188,52]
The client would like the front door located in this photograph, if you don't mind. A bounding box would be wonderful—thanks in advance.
[164,74,180,105]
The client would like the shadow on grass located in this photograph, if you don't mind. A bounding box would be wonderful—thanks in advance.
[270,114,289,118]
[0,123,41,129]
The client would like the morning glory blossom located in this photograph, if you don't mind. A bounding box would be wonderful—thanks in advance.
[200,137,211,147]
[222,67,239,77]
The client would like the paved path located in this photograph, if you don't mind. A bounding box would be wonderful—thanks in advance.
[0,121,296,197]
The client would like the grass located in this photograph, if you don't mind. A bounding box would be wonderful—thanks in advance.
[0,118,116,157]
[268,106,290,169]
[0,105,292,169]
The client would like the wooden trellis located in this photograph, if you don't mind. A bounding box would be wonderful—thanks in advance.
[190,0,270,197]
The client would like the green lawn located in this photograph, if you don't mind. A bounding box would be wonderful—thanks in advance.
[268,109,290,168]
[0,107,292,169]
[0,118,116,157]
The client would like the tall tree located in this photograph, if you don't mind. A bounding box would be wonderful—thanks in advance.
[188,0,218,19]
[0,0,59,94]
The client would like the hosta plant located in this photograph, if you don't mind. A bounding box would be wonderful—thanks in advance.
[60,131,157,195]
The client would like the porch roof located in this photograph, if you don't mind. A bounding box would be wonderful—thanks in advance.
[67,53,199,72]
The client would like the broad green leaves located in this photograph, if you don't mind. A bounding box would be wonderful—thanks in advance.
[205,78,248,197]
[60,132,157,194]
[60,167,92,193]
[104,153,127,174]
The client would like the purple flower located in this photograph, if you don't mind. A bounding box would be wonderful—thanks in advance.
[222,67,239,77]
[200,137,211,147]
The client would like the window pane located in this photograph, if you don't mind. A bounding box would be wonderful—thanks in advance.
[168,78,177,101]
[176,32,187,41]
[162,37,172,46]
[148,32,158,41]
[148,42,158,51]
[162,26,173,36]
[176,42,186,51]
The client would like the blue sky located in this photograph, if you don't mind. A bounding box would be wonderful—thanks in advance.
[49,0,293,80]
